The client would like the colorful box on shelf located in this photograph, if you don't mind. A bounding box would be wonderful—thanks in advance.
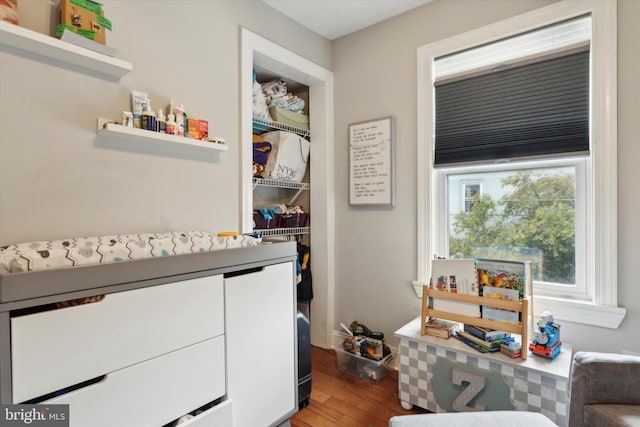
[57,0,112,45]
[0,0,18,25]
[268,106,309,131]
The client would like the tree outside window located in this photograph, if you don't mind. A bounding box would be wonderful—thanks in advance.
[448,167,575,285]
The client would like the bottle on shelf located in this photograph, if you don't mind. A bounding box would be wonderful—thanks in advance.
[166,113,176,135]
[141,100,157,131]
[157,109,166,133]
[175,102,185,136]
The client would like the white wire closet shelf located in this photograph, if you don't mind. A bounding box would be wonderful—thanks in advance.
[256,227,310,237]
[253,178,309,191]
[252,118,310,139]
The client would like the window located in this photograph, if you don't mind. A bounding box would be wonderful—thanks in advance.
[461,182,481,213]
[415,0,625,328]
[443,160,585,297]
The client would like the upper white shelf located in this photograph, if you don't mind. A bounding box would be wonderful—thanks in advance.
[0,21,132,78]
[98,122,229,152]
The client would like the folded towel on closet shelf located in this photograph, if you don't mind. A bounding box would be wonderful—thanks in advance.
[261,79,288,104]
[269,94,305,112]
[0,231,258,274]
[261,79,306,113]
[285,205,305,214]
[252,70,272,122]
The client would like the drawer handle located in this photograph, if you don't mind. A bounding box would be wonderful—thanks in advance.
[167,396,227,425]
[12,294,107,318]
[21,374,106,404]
[224,266,264,278]
[57,294,105,309]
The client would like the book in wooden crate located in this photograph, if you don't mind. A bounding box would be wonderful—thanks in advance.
[423,317,459,339]
[431,258,480,318]
[455,329,508,352]
[476,258,526,326]
[463,323,510,342]
[500,341,522,358]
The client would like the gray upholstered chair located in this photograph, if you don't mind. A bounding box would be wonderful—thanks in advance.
[568,351,640,427]
[389,351,640,427]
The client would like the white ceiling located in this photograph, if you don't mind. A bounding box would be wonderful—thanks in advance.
[261,0,433,40]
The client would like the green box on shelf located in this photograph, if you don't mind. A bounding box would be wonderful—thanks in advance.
[268,107,309,131]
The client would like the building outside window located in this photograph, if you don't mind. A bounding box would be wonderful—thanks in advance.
[461,182,481,213]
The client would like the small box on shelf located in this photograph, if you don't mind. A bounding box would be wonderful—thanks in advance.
[57,0,111,46]
[268,106,309,131]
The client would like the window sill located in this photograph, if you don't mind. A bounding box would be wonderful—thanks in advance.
[534,295,626,329]
[412,281,626,329]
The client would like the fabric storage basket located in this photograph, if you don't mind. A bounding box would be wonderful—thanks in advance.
[279,213,309,228]
[253,212,278,229]
[268,107,309,131]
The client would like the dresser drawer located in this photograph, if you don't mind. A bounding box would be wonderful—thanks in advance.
[181,399,233,427]
[44,336,225,427]
[11,274,224,403]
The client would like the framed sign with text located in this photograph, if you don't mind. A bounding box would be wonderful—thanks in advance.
[348,117,395,207]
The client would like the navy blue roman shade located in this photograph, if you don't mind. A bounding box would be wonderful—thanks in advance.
[434,49,590,166]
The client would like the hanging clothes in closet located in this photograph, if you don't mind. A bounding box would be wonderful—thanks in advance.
[296,242,312,303]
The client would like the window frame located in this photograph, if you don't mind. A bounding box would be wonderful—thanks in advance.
[415,0,625,328]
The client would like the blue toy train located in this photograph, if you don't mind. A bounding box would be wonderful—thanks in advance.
[529,311,562,359]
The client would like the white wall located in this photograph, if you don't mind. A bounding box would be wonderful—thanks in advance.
[332,0,640,355]
[0,0,331,243]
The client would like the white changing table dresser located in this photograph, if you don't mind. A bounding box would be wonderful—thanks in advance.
[0,241,298,427]
[395,317,572,426]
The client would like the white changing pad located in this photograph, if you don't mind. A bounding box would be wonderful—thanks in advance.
[0,231,257,274]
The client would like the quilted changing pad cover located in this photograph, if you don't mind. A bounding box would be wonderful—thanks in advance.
[0,231,257,274]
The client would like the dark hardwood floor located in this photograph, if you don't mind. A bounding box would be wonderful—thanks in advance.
[290,346,427,427]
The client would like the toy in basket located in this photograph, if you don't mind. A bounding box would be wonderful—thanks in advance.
[337,321,394,384]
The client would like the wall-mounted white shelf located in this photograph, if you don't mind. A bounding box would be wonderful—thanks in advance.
[0,21,132,78]
[97,122,229,152]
